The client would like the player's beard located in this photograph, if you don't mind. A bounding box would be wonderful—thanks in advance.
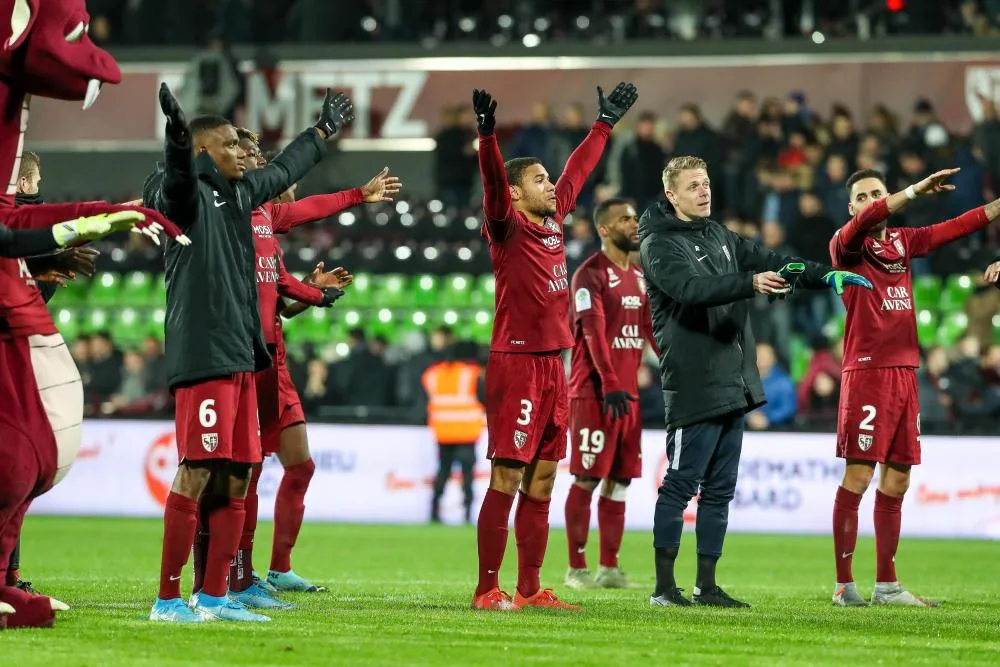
[871,221,888,236]
[611,234,640,253]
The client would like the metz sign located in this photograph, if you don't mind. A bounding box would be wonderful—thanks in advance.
[244,69,428,140]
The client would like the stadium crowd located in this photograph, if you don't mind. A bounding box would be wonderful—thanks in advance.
[86,1,999,46]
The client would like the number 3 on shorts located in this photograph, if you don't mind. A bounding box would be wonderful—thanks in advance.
[858,404,876,431]
[199,399,217,428]
[516,399,532,426]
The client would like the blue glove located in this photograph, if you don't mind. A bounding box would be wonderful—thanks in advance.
[822,270,872,295]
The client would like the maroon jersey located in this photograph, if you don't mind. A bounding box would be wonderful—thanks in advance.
[568,252,652,399]
[251,189,363,344]
[0,257,56,339]
[479,123,612,354]
[830,199,989,372]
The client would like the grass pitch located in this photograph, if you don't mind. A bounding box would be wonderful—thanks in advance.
[3,517,998,666]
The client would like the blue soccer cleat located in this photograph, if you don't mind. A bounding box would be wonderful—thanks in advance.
[190,591,271,622]
[149,597,205,623]
[252,571,278,594]
[230,583,296,610]
[267,569,327,593]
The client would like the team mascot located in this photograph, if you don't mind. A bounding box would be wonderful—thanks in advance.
[0,0,189,629]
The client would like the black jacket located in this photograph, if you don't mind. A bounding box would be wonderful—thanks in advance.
[144,128,326,388]
[638,203,833,430]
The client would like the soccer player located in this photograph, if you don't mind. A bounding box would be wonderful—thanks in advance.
[471,82,638,611]
[145,84,353,623]
[564,197,654,589]
[222,129,394,604]
[828,167,999,607]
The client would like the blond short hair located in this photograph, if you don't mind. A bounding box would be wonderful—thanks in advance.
[19,151,40,179]
[662,156,707,190]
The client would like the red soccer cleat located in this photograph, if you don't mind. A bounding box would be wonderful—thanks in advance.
[513,588,582,611]
[471,588,518,611]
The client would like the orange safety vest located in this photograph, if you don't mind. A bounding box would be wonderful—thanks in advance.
[422,361,486,445]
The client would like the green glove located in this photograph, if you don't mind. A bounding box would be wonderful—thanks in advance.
[52,211,146,247]
[822,270,873,295]
[768,262,805,302]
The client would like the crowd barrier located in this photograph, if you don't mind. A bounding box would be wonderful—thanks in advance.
[29,420,1000,539]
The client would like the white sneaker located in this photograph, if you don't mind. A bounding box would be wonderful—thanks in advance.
[832,582,868,607]
[871,583,939,607]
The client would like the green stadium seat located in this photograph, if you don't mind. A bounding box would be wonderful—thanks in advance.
[911,275,941,312]
[52,307,80,341]
[88,272,121,307]
[147,308,166,340]
[300,307,331,344]
[349,272,374,308]
[470,309,493,345]
[939,274,974,314]
[60,276,89,303]
[83,307,110,334]
[412,274,440,308]
[112,307,145,347]
[442,273,474,309]
[375,274,407,308]
[916,309,937,348]
[935,311,968,348]
[122,271,153,307]
[822,312,846,342]
[470,274,495,308]
[788,336,810,383]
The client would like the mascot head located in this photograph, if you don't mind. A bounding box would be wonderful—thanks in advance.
[0,0,121,107]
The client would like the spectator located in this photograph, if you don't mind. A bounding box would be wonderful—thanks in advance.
[434,105,477,210]
[510,102,551,160]
[142,335,168,389]
[71,334,93,388]
[87,331,122,406]
[747,342,796,430]
[615,111,667,213]
[301,358,335,414]
[918,346,953,430]
[565,214,599,275]
[786,191,839,337]
[797,335,843,426]
[946,335,1000,423]
[819,153,850,222]
[671,103,723,209]
[636,363,664,427]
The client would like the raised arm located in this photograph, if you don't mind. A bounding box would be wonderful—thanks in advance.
[245,90,354,208]
[270,167,400,234]
[154,83,199,225]
[908,200,997,257]
[472,89,516,241]
[730,232,833,289]
[0,224,60,257]
[555,82,638,215]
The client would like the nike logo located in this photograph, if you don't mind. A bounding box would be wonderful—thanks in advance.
[841,552,853,559]
[697,255,708,262]
[214,199,226,208]
[576,547,586,554]
[169,575,181,581]
[487,570,496,575]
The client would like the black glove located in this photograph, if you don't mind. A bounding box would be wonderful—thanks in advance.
[319,287,345,307]
[315,89,355,138]
[596,82,639,127]
[472,89,498,135]
[768,261,805,303]
[158,83,188,144]
[603,390,636,420]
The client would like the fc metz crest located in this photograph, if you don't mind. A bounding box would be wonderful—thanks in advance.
[202,433,219,453]
[514,430,527,449]
[893,239,904,255]
[582,453,596,470]
[545,219,560,233]
[857,434,873,452]
[636,274,646,294]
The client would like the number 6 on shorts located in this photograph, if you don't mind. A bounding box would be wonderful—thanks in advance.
[200,398,217,428]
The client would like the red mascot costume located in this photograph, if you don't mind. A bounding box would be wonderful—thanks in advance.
[0,0,188,629]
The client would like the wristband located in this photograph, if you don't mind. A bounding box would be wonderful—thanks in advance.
[904,185,916,200]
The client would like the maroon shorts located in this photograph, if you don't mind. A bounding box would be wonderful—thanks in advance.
[174,372,262,464]
[837,367,921,465]
[568,397,642,479]
[276,353,305,431]
[485,351,568,464]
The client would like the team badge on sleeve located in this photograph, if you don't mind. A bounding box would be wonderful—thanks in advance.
[575,288,592,312]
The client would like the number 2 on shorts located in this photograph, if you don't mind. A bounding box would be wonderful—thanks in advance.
[858,404,876,432]
[516,399,533,426]
[199,399,217,428]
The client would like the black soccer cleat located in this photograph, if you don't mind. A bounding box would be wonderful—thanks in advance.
[13,579,39,594]
[693,585,750,608]
[650,587,693,607]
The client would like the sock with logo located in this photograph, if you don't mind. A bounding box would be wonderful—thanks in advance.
[201,497,246,598]
[564,484,593,570]
[598,495,626,569]
[832,486,863,584]
[157,492,199,600]
[270,459,316,573]
[515,492,551,599]
[874,489,903,584]
[474,488,515,597]
[230,467,260,593]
